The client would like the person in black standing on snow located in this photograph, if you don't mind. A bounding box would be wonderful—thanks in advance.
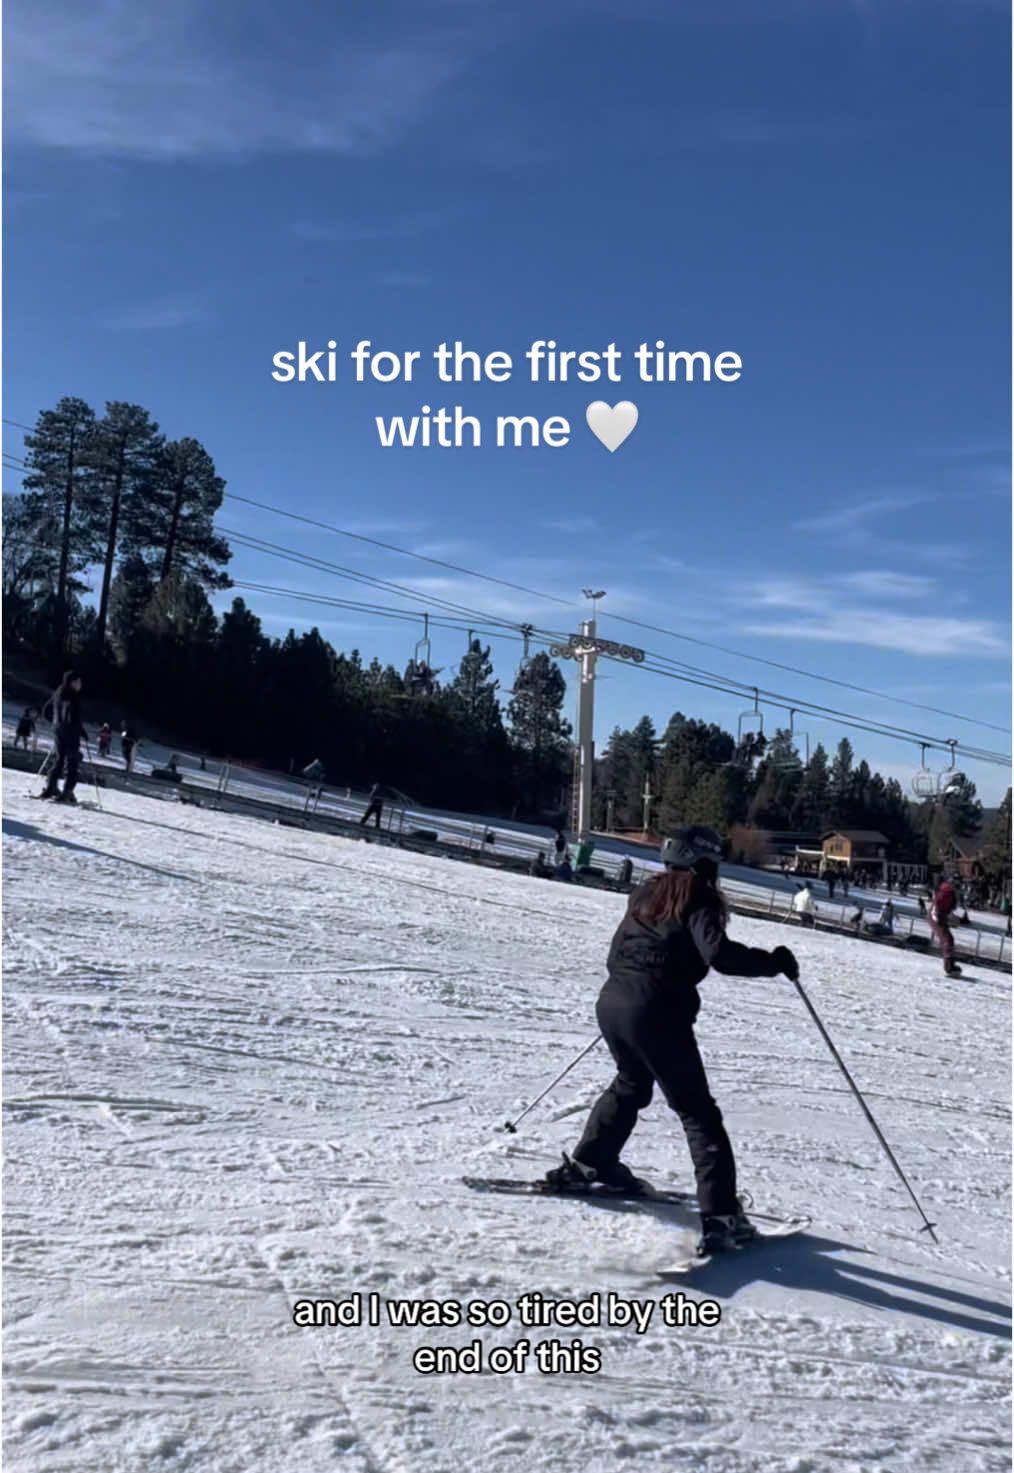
[546,826,799,1256]
[39,671,86,804]
[14,707,37,751]
[360,782,384,829]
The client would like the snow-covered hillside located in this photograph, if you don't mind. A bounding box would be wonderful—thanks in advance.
[3,771,1010,1472]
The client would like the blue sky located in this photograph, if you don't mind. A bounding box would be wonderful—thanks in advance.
[5,0,1011,799]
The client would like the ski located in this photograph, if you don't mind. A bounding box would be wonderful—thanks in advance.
[462,1176,794,1220]
[463,1174,698,1207]
[661,1216,811,1276]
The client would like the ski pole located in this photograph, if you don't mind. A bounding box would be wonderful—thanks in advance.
[791,976,938,1243]
[83,737,103,810]
[503,1035,602,1134]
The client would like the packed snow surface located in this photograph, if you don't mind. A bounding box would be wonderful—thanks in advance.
[3,771,1010,1472]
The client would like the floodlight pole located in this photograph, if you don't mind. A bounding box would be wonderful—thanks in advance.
[575,590,606,838]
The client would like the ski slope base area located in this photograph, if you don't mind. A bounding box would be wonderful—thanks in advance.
[3,772,1011,1473]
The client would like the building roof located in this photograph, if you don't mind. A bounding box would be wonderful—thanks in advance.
[821,829,890,844]
[942,836,983,859]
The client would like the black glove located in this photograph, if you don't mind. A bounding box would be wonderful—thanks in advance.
[771,945,799,981]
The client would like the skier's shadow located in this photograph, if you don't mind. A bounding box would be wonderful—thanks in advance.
[585,1196,1011,1340]
[2,817,197,884]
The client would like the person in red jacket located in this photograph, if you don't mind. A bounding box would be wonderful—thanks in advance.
[930,879,961,977]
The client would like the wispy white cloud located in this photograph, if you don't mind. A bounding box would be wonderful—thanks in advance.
[742,612,1007,658]
[792,493,933,535]
[833,569,936,600]
[97,296,208,331]
[735,569,1008,657]
[5,0,476,161]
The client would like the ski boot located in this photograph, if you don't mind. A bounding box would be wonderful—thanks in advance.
[944,962,963,978]
[55,791,78,805]
[543,1153,649,1195]
[696,1210,758,1256]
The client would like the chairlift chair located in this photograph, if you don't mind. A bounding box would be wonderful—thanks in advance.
[731,690,765,767]
[503,624,536,696]
[774,708,809,771]
[403,613,442,695]
[911,740,959,798]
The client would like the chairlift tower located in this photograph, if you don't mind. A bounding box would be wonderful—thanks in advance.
[550,591,646,839]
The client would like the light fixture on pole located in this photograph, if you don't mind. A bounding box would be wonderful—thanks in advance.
[573,590,606,839]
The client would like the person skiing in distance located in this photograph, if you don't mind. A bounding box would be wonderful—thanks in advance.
[14,706,36,751]
[38,671,85,803]
[553,827,568,864]
[546,826,799,1256]
[97,722,112,757]
[360,782,384,829]
[878,898,895,934]
[792,881,817,929]
[121,729,137,771]
[930,877,961,976]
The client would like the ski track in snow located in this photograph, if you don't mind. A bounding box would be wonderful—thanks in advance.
[2,772,1010,1472]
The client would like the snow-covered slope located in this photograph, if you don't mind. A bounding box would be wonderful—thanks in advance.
[3,772,1010,1472]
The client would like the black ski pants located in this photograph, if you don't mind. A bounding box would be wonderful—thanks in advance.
[360,800,383,829]
[573,978,738,1216]
[42,732,80,798]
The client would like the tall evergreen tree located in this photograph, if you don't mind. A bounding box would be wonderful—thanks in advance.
[828,738,854,825]
[108,553,156,662]
[91,402,163,653]
[748,728,802,828]
[793,743,831,831]
[144,437,231,589]
[449,639,502,735]
[981,789,1013,897]
[656,714,734,831]
[21,397,97,660]
[507,651,572,815]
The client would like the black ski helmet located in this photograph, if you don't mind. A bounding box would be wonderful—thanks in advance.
[660,826,723,872]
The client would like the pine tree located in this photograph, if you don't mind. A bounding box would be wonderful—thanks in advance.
[144,437,231,589]
[21,397,98,660]
[926,772,983,863]
[829,738,854,825]
[450,639,503,735]
[980,790,1012,899]
[90,402,163,653]
[507,652,572,815]
[748,728,802,828]
[793,743,831,831]
[108,553,156,661]
[656,714,734,831]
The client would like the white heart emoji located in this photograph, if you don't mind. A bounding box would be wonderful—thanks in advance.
[585,401,638,453]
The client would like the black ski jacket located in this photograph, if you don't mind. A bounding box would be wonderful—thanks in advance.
[605,883,781,1013]
[47,685,84,743]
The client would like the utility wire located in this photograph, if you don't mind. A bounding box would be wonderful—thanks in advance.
[226,533,1010,765]
[5,415,1008,741]
[214,482,1010,737]
[227,568,1011,768]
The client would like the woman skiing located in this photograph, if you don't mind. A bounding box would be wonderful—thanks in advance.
[547,826,798,1255]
